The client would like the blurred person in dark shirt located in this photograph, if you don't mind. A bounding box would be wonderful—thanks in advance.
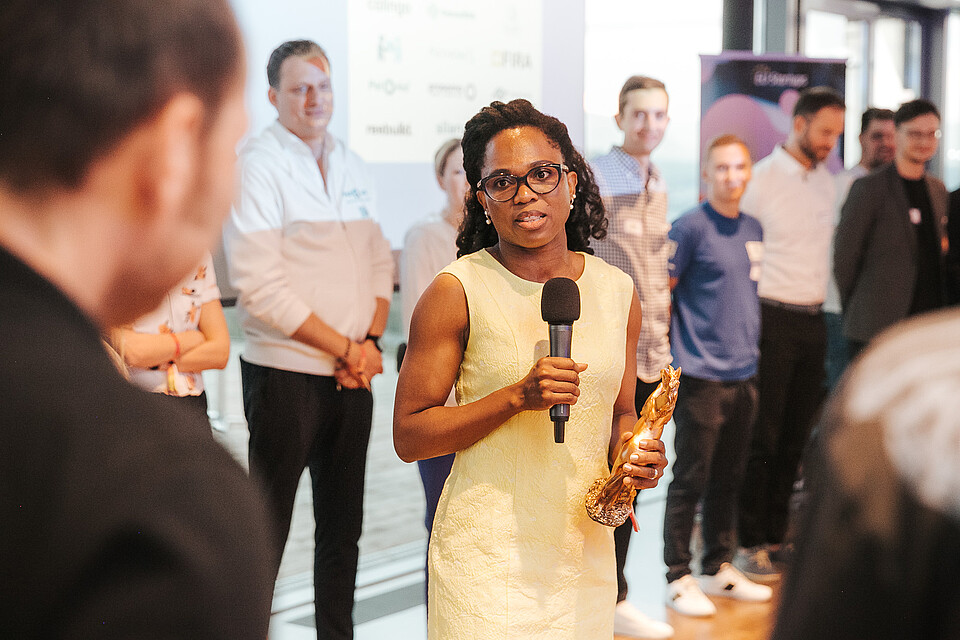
[834,99,951,358]
[773,308,960,640]
[0,1,274,636]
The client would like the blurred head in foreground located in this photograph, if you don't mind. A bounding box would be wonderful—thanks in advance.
[0,0,246,326]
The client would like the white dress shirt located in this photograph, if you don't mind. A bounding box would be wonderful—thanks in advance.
[225,121,394,376]
[740,145,837,306]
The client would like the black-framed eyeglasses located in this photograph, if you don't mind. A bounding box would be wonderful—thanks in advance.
[903,128,942,141]
[477,163,569,202]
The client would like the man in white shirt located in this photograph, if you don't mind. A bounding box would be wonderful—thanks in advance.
[736,86,845,582]
[225,40,394,640]
[824,108,895,388]
[591,75,675,640]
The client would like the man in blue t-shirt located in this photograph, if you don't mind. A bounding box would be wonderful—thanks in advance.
[663,135,772,617]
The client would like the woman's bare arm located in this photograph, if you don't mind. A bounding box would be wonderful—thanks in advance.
[393,273,586,462]
[112,327,204,369]
[174,299,230,372]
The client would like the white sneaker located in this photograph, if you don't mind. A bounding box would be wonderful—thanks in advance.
[698,563,773,603]
[665,575,716,617]
[613,600,674,639]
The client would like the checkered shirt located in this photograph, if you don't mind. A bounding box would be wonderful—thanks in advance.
[590,147,672,383]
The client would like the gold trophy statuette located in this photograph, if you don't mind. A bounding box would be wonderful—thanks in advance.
[585,366,680,527]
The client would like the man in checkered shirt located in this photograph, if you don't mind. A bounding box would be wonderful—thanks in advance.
[591,75,674,640]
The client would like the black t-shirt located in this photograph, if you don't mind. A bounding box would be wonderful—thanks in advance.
[901,176,942,313]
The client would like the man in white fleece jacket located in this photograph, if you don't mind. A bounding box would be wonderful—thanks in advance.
[225,40,394,640]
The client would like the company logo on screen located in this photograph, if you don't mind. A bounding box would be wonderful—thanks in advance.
[368,0,411,17]
[428,83,477,100]
[428,47,474,64]
[492,87,528,101]
[427,5,475,20]
[378,36,402,62]
[491,50,532,69]
[369,79,410,96]
[366,122,413,136]
[752,65,808,89]
[437,121,464,136]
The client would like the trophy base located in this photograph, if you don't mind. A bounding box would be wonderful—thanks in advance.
[584,478,635,528]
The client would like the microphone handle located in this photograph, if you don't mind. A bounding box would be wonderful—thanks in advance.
[549,323,573,443]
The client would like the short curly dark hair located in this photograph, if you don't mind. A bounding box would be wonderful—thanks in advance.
[456,99,607,257]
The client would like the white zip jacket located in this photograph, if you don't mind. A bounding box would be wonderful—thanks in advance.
[225,121,394,376]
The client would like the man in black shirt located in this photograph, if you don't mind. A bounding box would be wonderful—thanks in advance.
[834,99,951,356]
[0,1,274,637]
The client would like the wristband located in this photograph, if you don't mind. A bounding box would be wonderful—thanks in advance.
[170,332,181,361]
[365,334,382,352]
[342,336,352,361]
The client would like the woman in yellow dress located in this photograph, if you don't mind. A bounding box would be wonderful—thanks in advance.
[393,99,668,639]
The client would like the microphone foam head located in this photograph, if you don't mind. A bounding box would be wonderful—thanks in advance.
[541,277,581,324]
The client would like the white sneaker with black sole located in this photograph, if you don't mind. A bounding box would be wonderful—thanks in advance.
[698,563,773,603]
[613,601,674,639]
[665,575,716,617]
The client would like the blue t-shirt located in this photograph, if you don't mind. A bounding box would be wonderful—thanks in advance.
[668,202,763,381]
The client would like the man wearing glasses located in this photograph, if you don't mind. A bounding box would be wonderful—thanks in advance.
[590,76,675,640]
[834,99,952,359]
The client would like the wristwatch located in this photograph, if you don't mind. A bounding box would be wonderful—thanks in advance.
[365,334,382,352]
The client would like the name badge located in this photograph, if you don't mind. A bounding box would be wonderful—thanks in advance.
[745,241,764,282]
[623,218,644,237]
[342,187,373,219]
[909,208,921,225]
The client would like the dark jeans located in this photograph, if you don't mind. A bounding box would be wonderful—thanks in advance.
[241,358,373,640]
[417,454,455,535]
[663,375,758,582]
[615,378,662,602]
[823,311,850,390]
[738,304,826,549]
[416,453,454,606]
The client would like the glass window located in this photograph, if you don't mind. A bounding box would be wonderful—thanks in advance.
[583,0,723,219]
[805,10,849,58]
[804,10,867,167]
[872,17,917,107]
[944,12,960,190]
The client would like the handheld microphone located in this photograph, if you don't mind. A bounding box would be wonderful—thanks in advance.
[540,277,581,443]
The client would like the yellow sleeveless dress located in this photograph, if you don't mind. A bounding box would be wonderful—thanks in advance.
[428,249,635,639]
